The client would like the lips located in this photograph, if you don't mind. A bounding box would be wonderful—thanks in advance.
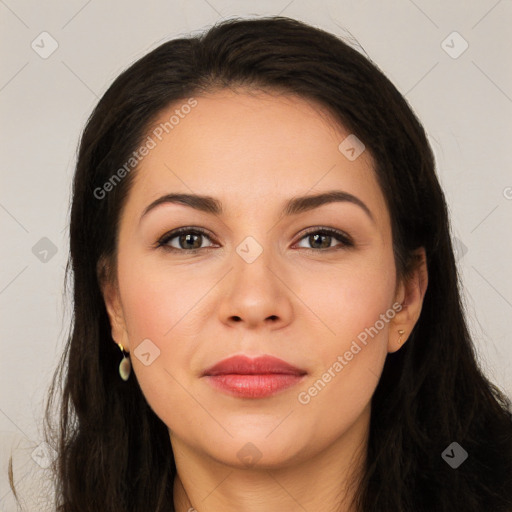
[202,355,307,399]
[202,354,306,377]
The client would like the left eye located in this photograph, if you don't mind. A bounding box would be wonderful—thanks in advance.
[295,228,353,250]
[156,227,353,252]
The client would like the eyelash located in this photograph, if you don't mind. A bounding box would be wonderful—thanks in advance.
[155,226,354,254]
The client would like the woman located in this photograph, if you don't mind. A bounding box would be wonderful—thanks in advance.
[10,15,512,512]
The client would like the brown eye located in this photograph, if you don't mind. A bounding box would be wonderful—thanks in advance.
[157,228,215,252]
[296,228,353,251]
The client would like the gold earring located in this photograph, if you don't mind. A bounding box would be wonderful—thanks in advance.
[118,343,131,381]
[398,330,405,344]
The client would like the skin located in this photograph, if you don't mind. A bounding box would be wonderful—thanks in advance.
[101,89,428,512]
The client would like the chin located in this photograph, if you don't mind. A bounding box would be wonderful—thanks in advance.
[204,431,308,470]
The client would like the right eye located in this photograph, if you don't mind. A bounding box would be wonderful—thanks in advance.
[155,227,217,253]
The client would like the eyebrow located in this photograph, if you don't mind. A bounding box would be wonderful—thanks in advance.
[139,190,374,224]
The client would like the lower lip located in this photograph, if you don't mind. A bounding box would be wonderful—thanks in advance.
[204,373,305,398]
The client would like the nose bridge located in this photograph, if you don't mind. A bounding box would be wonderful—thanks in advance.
[231,231,278,293]
[216,229,292,328]
[227,204,276,267]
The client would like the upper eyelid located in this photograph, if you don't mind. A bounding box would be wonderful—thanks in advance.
[157,226,352,248]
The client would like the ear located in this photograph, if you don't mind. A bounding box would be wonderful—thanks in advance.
[97,257,130,352]
[388,247,428,353]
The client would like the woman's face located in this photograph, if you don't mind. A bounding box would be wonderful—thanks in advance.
[103,89,415,469]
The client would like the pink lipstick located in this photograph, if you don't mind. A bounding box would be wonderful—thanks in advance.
[202,354,307,398]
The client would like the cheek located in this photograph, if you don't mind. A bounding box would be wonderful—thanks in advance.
[117,250,210,341]
[113,252,194,387]
[293,250,396,409]
[116,263,199,424]
[294,248,397,342]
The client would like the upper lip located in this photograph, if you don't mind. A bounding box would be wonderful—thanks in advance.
[202,355,307,376]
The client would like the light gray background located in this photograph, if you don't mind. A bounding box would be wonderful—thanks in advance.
[1,0,511,509]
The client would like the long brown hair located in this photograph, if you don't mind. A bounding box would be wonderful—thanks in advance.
[10,16,512,512]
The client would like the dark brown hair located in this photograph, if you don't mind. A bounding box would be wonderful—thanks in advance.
[10,15,512,512]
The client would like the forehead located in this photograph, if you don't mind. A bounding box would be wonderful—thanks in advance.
[124,89,388,225]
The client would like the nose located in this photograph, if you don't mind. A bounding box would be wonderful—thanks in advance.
[216,243,293,331]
